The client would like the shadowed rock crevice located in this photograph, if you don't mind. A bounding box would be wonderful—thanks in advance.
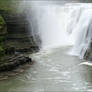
[84,40,92,61]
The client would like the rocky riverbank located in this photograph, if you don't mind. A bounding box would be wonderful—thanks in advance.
[0,10,39,72]
[0,53,32,72]
[84,41,92,61]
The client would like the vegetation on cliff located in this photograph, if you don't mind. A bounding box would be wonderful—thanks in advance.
[0,0,22,60]
[0,16,7,60]
[0,0,35,72]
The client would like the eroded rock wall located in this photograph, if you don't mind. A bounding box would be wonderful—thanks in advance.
[2,12,39,53]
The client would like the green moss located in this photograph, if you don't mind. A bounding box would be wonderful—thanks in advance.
[0,46,3,51]
[0,15,7,60]
[0,46,5,58]
[0,16,5,24]
[0,16,7,34]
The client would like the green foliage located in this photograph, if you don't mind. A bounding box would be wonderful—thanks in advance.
[0,45,5,59]
[0,46,3,51]
[0,16,5,24]
[0,16,7,34]
[0,16,7,60]
[0,0,18,61]
[0,43,5,58]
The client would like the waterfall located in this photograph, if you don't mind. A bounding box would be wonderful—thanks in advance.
[26,2,92,59]
[69,6,92,59]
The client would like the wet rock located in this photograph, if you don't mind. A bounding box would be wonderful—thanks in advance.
[5,46,15,55]
[7,72,18,76]
[3,13,39,53]
[0,11,38,73]
[0,54,32,72]
[16,46,39,53]
[18,69,24,73]
[0,76,8,80]
[0,16,7,62]
[84,40,92,61]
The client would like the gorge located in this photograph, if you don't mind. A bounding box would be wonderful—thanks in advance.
[0,1,92,92]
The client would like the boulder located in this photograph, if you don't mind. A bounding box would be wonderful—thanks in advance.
[84,40,92,61]
[0,54,32,72]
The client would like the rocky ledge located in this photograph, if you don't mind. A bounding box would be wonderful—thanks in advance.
[84,41,92,61]
[0,53,32,72]
[0,11,39,72]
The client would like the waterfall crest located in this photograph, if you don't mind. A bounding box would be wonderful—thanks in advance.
[27,3,92,59]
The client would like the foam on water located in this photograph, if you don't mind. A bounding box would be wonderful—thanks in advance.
[80,62,92,66]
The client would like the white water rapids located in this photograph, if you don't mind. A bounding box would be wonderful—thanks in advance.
[27,3,92,59]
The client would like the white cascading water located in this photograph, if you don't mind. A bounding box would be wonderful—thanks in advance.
[69,5,92,59]
[27,2,92,59]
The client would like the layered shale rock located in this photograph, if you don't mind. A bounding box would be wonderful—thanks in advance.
[0,15,7,59]
[0,54,32,72]
[84,41,92,61]
[2,12,39,53]
[0,11,39,72]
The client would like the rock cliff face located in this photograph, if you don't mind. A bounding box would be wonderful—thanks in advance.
[0,11,39,71]
[84,41,92,61]
[2,12,39,53]
[0,15,7,59]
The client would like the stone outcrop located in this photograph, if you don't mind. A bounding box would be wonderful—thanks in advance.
[84,41,92,61]
[0,11,39,72]
[0,15,7,59]
[1,12,39,53]
[0,54,32,72]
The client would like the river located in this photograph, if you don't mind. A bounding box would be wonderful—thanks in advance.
[0,47,92,92]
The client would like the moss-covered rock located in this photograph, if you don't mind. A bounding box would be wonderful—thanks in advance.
[0,15,7,60]
[0,0,18,13]
[84,41,92,61]
[0,16,7,34]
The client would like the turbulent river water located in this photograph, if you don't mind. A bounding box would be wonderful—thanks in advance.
[0,47,92,92]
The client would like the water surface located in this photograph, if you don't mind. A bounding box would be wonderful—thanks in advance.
[0,47,92,92]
